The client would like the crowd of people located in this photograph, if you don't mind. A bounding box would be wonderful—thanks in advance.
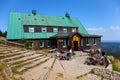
[56,48,109,68]
[85,49,109,68]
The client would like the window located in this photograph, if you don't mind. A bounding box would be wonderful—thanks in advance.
[24,26,28,32]
[42,27,47,32]
[72,28,76,32]
[86,38,90,46]
[63,39,66,47]
[40,40,44,47]
[29,41,34,48]
[29,27,34,32]
[94,38,97,45]
[81,39,84,46]
[63,28,67,33]
[53,28,58,32]
[47,40,51,47]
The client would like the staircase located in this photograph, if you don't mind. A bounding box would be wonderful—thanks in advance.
[0,44,55,80]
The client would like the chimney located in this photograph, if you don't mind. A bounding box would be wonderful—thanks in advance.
[32,10,37,15]
[65,12,70,18]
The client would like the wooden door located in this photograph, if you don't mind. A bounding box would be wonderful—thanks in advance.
[74,41,78,50]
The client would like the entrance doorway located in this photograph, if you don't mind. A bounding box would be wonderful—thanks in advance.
[74,41,78,50]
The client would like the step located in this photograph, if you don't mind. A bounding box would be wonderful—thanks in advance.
[2,51,36,62]
[0,50,11,54]
[8,54,43,65]
[17,57,49,72]
[10,48,26,53]
[0,47,27,54]
[0,50,30,59]
[20,58,55,80]
[11,55,46,68]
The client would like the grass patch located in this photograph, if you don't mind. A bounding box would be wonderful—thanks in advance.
[107,53,120,72]
[111,58,120,72]
[42,49,48,53]
[11,62,32,74]
[0,62,15,80]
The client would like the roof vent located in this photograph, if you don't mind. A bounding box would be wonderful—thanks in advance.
[32,10,37,15]
[28,14,31,16]
[18,18,21,20]
[65,12,70,18]
[42,19,44,21]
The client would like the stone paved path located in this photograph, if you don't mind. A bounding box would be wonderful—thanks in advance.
[47,54,108,80]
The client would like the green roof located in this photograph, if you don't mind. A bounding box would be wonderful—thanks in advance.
[81,34,102,37]
[7,12,89,40]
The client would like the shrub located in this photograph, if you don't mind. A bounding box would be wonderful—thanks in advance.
[110,58,120,72]
[18,39,30,49]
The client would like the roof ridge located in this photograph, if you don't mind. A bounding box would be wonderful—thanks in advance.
[10,12,78,19]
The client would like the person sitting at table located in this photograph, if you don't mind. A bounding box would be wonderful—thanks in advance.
[85,53,97,65]
[59,51,65,60]
[95,49,101,61]
[65,52,71,60]
[56,50,60,58]
[99,52,109,68]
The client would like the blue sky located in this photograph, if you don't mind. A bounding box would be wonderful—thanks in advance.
[0,0,120,42]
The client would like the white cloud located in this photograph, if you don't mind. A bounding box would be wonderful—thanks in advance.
[87,27,106,34]
[109,26,120,30]
[86,26,120,41]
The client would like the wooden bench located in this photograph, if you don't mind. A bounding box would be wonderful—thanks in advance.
[48,48,57,53]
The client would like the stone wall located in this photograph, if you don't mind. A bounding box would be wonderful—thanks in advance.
[92,68,120,80]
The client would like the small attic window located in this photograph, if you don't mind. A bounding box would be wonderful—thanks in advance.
[18,18,21,20]
[72,28,77,32]
[29,27,34,32]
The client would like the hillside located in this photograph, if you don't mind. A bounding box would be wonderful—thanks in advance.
[101,42,120,59]
[102,42,120,53]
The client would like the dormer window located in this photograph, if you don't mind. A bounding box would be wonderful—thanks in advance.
[29,27,34,32]
[63,28,67,33]
[53,28,58,32]
[42,27,47,32]
[72,28,77,32]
